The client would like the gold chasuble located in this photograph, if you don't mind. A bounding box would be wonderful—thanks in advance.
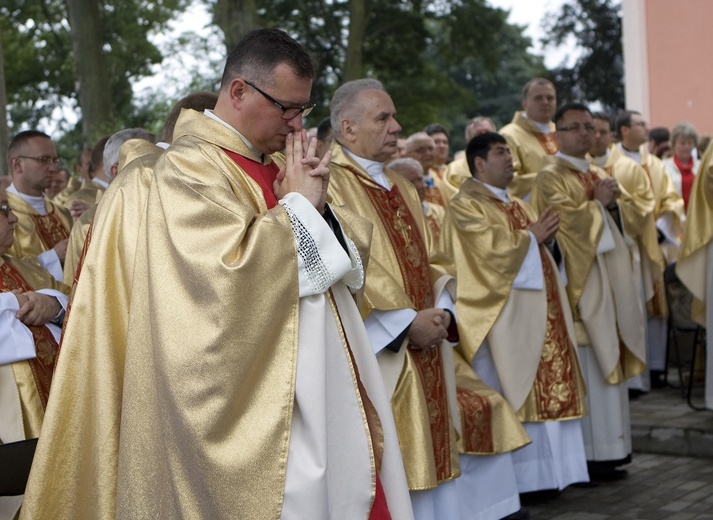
[441,156,471,203]
[63,178,104,211]
[677,142,713,326]
[442,179,585,423]
[22,111,408,520]
[0,256,69,440]
[6,193,71,264]
[62,203,96,285]
[499,111,558,199]
[52,175,81,205]
[530,158,646,384]
[329,145,526,487]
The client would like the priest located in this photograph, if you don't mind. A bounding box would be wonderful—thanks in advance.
[21,28,411,520]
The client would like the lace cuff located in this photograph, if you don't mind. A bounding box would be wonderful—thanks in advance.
[279,194,355,297]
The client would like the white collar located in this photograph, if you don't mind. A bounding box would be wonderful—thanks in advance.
[522,113,552,134]
[617,142,641,165]
[555,151,590,173]
[204,110,265,163]
[92,177,109,190]
[474,178,510,203]
[7,183,47,215]
[342,147,390,190]
[591,148,610,168]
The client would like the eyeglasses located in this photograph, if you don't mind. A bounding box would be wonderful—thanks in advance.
[0,204,10,217]
[16,155,61,165]
[557,124,595,133]
[244,80,316,120]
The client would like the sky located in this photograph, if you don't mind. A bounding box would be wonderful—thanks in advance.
[486,0,580,69]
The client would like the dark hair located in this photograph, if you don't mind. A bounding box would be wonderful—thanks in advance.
[220,28,315,90]
[592,112,612,129]
[161,91,219,143]
[522,78,555,99]
[554,102,592,127]
[89,136,111,175]
[316,117,332,141]
[466,132,507,176]
[648,126,670,145]
[614,110,641,138]
[424,123,449,139]
[8,130,51,159]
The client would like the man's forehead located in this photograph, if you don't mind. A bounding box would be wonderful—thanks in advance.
[528,84,556,97]
[561,110,592,122]
[488,143,509,153]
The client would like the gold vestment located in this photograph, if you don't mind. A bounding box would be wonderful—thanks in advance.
[21,111,398,519]
[442,179,585,422]
[530,157,646,382]
[6,192,72,265]
[500,111,558,198]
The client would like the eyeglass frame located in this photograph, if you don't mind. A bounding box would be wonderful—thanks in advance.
[243,80,316,120]
[0,204,11,217]
[15,155,62,165]
[556,124,596,133]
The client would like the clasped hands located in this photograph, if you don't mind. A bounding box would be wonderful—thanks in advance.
[408,308,451,351]
[528,206,560,245]
[274,130,332,214]
[593,177,620,209]
[13,290,61,327]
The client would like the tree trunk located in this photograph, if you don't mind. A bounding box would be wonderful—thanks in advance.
[343,0,368,81]
[65,0,114,145]
[213,0,259,55]
[0,28,9,177]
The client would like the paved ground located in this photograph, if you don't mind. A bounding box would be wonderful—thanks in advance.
[524,377,713,519]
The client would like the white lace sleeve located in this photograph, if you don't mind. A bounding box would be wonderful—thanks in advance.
[279,193,356,298]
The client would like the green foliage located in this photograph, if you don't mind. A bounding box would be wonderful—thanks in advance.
[541,0,624,113]
[3,0,185,156]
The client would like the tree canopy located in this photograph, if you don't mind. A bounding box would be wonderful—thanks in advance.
[1,0,614,163]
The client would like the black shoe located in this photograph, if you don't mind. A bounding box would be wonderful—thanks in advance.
[571,480,599,488]
[519,489,560,505]
[628,388,646,399]
[650,370,666,388]
[588,461,629,481]
[501,506,530,520]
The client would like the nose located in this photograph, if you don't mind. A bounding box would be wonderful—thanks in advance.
[392,119,402,135]
[288,114,303,132]
[8,209,18,224]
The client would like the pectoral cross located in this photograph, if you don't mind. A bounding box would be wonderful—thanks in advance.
[394,209,412,247]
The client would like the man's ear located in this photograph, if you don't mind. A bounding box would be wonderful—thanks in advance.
[228,78,249,110]
[340,119,356,144]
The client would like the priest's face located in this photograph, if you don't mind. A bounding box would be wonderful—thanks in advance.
[591,118,613,158]
[0,193,18,254]
[343,89,402,163]
[431,132,449,165]
[10,136,58,196]
[523,82,557,124]
[406,135,435,171]
[235,63,314,155]
[480,142,514,189]
[555,110,595,159]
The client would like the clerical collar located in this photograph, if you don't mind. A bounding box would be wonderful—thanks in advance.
[92,178,109,190]
[342,147,390,190]
[591,148,610,168]
[473,177,510,203]
[617,142,641,165]
[7,183,47,216]
[203,110,266,164]
[556,151,590,173]
[522,113,552,135]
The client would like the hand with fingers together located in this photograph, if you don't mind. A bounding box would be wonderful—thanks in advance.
[14,290,62,327]
[528,206,560,245]
[274,129,333,214]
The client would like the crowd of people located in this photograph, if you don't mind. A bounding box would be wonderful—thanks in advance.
[1,28,711,520]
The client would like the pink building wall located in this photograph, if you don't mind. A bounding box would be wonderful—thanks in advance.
[644,0,713,135]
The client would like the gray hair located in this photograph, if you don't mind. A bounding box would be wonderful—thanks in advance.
[330,78,386,139]
[405,132,432,152]
[103,128,157,181]
[388,157,424,176]
[670,122,698,148]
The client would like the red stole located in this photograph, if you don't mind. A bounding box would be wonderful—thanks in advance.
[493,199,584,420]
[358,178,456,482]
[0,262,58,409]
[221,149,279,209]
[30,207,70,250]
[570,168,598,200]
[535,133,558,155]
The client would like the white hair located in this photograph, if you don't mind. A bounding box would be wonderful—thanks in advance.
[329,78,386,139]
[388,157,424,175]
[103,128,156,181]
